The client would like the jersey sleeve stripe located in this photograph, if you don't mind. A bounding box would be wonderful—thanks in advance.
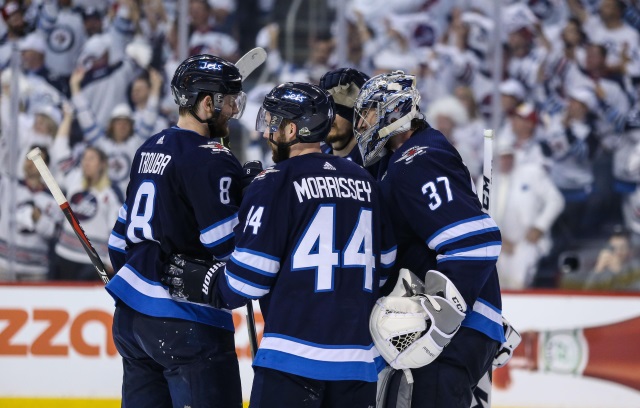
[436,243,501,263]
[427,215,498,250]
[229,256,278,277]
[225,271,271,298]
[462,299,505,342]
[117,204,128,223]
[380,246,397,267]
[108,233,127,253]
[200,214,239,247]
[231,248,280,275]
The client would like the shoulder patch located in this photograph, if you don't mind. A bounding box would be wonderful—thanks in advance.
[253,167,280,180]
[395,146,428,164]
[199,141,232,155]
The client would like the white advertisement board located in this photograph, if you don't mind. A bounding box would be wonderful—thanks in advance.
[1,285,639,407]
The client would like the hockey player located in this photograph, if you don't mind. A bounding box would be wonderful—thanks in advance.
[161,82,398,407]
[105,54,247,408]
[318,67,370,165]
[356,71,505,407]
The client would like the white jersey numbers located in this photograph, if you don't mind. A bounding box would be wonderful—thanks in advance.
[244,205,264,235]
[220,176,232,204]
[127,181,157,243]
[292,205,375,292]
[422,176,453,211]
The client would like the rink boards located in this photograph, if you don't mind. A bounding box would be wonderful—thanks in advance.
[0,284,639,408]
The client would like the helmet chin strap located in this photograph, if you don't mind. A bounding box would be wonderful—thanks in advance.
[189,93,225,141]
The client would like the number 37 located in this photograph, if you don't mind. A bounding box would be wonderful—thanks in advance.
[422,177,453,210]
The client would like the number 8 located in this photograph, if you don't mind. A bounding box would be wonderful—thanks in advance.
[220,177,231,204]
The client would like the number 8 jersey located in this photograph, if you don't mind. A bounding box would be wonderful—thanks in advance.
[106,127,243,332]
[219,153,397,382]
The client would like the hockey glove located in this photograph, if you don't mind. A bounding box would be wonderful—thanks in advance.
[492,316,522,368]
[370,269,467,370]
[161,254,225,305]
[241,160,263,196]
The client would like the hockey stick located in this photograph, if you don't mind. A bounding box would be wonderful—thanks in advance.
[481,129,493,214]
[472,129,494,408]
[235,47,266,359]
[235,47,267,81]
[27,147,110,284]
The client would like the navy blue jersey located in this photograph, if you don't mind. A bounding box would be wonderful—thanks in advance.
[218,153,397,382]
[106,126,242,332]
[380,127,506,343]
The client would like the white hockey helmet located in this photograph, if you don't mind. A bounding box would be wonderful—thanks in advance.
[354,71,422,167]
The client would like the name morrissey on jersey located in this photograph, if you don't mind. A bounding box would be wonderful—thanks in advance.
[294,176,372,203]
[138,152,172,175]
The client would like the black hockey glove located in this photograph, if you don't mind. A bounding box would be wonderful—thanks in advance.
[241,160,263,196]
[161,254,225,305]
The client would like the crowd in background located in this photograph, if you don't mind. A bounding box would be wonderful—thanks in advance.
[1,0,639,292]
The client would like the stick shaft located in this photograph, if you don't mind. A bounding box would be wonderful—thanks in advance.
[246,301,259,359]
[27,148,110,284]
[482,129,494,214]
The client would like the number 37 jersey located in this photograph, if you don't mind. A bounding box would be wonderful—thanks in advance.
[106,127,243,332]
[219,153,397,382]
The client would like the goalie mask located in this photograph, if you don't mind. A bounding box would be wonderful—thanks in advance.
[354,71,422,167]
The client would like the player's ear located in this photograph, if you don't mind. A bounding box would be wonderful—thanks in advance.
[286,122,297,139]
[202,94,213,113]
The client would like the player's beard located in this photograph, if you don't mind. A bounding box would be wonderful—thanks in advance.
[325,116,353,152]
[208,116,230,139]
[270,132,291,163]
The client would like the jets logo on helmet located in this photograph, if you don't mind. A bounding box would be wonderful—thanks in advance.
[198,61,223,71]
[178,94,188,106]
[395,146,429,164]
[282,91,307,102]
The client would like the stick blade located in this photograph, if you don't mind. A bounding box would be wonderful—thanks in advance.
[235,47,267,80]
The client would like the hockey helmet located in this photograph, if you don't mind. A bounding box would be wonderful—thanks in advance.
[354,71,422,167]
[170,54,245,118]
[255,82,335,143]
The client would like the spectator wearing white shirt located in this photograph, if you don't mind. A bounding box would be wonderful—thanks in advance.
[480,138,564,289]
[51,146,120,281]
[0,147,62,281]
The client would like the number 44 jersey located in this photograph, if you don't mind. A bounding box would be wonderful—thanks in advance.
[106,127,243,333]
[218,153,397,382]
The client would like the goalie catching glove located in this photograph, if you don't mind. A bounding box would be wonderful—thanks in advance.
[160,254,225,306]
[370,269,467,370]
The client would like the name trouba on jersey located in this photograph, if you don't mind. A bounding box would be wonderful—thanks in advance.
[137,152,172,175]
